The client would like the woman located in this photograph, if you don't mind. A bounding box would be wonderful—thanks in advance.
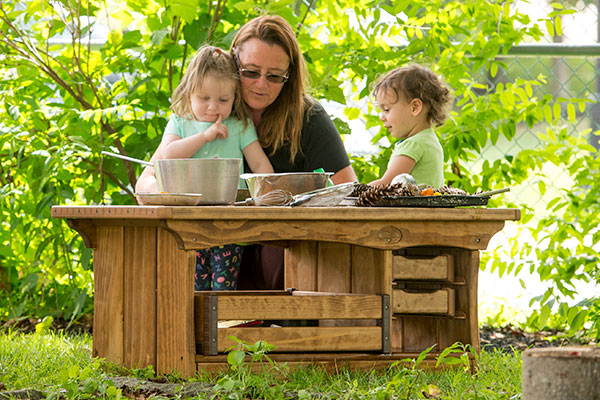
[136,15,357,289]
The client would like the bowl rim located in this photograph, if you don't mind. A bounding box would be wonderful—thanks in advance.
[240,172,333,179]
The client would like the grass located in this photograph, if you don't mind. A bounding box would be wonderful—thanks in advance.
[0,330,523,400]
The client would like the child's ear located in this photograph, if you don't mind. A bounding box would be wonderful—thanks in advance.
[410,98,423,116]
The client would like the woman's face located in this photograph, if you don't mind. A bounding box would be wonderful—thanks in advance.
[236,38,290,115]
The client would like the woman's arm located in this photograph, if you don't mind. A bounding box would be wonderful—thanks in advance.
[243,141,274,173]
[134,142,166,199]
[369,155,415,187]
[331,165,357,184]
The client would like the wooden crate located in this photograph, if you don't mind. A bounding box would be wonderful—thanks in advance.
[393,254,454,281]
[392,288,455,316]
[194,291,391,355]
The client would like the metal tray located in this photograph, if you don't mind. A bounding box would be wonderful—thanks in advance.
[347,195,490,208]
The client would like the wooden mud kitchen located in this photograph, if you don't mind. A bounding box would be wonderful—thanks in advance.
[51,205,520,376]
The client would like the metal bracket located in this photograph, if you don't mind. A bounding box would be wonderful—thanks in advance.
[381,293,391,354]
[203,295,218,355]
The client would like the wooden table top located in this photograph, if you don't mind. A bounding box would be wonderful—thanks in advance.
[51,205,521,222]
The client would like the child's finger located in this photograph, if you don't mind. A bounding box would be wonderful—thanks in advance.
[218,125,229,140]
[215,114,223,125]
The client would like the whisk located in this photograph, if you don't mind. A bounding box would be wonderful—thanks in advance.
[235,189,294,206]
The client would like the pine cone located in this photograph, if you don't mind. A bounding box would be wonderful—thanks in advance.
[437,185,467,195]
[350,183,371,198]
[356,184,400,207]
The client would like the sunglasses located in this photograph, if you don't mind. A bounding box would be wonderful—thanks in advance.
[238,68,289,84]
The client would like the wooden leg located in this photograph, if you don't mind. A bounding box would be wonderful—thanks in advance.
[123,226,157,369]
[93,226,124,363]
[156,228,196,376]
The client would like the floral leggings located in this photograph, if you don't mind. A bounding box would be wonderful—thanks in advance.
[195,244,243,291]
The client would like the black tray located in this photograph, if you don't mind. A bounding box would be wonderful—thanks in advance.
[365,195,489,208]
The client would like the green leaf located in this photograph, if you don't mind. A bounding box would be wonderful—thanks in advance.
[567,103,575,122]
[227,349,246,367]
[554,16,562,37]
[537,180,546,196]
[170,0,198,23]
[553,102,562,121]
[545,19,554,37]
[490,62,498,78]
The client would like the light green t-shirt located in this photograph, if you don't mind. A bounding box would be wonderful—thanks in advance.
[164,114,258,187]
[390,128,444,188]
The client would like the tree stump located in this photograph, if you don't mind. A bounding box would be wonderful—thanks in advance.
[522,346,600,400]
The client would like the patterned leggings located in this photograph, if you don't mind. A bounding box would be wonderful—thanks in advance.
[195,244,243,291]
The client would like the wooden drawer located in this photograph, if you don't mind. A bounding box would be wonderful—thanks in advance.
[392,288,455,316]
[393,254,454,281]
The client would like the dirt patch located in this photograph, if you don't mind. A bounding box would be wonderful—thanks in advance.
[479,325,595,353]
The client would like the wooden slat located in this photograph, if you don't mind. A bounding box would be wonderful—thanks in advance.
[284,241,318,291]
[317,243,351,293]
[51,206,172,219]
[392,288,455,315]
[214,295,382,320]
[318,243,351,327]
[195,351,474,373]
[351,246,392,295]
[217,327,382,352]
[93,226,124,364]
[167,206,522,222]
[164,219,507,250]
[391,317,404,352]
[53,205,521,221]
[393,254,454,281]
[123,226,157,369]
[349,246,392,328]
[402,316,440,352]
[156,228,196,376]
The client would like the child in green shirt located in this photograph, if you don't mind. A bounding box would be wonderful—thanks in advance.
[369,64,452,188]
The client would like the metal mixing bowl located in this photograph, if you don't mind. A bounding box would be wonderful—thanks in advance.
[155,158,241,204]
[242,172,330,198]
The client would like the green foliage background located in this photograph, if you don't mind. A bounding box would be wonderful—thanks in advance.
[1,0,598,337]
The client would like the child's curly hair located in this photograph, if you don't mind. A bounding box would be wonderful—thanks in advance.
[372,64,452,126]
[170,45,251,127]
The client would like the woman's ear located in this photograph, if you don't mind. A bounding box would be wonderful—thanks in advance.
[410,98,424,116]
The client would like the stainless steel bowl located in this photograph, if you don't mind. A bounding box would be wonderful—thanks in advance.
[155,158,241,204]
[242,172,330,198]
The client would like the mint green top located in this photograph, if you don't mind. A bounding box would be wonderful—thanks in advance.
[390,128,444,187]
[164,114,258,187]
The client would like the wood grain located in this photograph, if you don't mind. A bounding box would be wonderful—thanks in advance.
[393,254,454,281]
[123,226,157,369]
[218,327,382,352]
[284,241,318,291]
[93,226,124,363]
[156,228,196,376]
[53,205,521,222]
[164,220,507,250]
[351,246,392,295]
[392,288,455,315]
[213,294,382,320]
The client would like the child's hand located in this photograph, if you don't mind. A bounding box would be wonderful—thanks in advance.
[203,114,228,142]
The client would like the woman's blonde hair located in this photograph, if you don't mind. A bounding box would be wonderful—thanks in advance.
[231,15,312,162]
[372,64,452,126]
[171,45,250,128]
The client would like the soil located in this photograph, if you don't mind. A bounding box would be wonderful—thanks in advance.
[479,324,595,353]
